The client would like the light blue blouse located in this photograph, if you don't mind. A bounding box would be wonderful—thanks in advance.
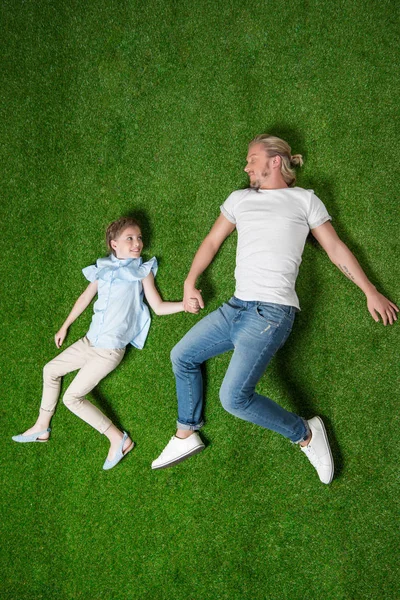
[82,254,158,349]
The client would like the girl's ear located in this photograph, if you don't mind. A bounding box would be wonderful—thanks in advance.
[110,239,117,250]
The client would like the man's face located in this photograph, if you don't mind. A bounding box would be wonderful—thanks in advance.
[244,143,273,189]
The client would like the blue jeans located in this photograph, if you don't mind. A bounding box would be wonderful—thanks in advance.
[171,297,309,443]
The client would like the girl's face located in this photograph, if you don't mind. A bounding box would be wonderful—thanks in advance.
[111,226,143,259]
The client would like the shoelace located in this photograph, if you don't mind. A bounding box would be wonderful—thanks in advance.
[302,445,319,467]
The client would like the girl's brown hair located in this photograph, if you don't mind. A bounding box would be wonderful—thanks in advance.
[106,217,141,255]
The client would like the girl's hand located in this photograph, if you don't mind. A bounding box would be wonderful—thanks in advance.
[55,327,68,348]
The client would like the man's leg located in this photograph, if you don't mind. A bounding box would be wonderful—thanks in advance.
[219,301,333,483]
[219,302,306,441]
[152,302,235,469]
[172,307,235,431]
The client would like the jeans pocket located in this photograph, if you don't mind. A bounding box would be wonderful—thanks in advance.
[226,297,242,310]
[255,303,289,327]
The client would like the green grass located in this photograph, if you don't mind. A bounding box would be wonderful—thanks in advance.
[1,0,399,598]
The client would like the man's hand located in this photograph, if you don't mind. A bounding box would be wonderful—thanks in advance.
[181,215,235,314]
[187,298,201,314]
[366,290,399,325]
[55,326,68,348]
[184,282,204,313]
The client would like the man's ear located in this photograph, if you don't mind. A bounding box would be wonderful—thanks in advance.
[272,155,281,169]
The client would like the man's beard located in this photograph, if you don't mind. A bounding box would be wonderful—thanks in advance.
[249,168,270,190]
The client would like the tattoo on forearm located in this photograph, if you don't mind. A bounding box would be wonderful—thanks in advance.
[339,264,355,282]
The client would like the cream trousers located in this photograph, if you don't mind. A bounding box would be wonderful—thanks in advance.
[40,336,125,434]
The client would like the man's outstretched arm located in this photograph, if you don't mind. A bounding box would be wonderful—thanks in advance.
[184,214,236,312]
[312,221,398,325]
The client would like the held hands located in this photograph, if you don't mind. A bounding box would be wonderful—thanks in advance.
[366,289,399,325]
[186,298,201,314]
[55,326,68,348]
[184,282,204,314]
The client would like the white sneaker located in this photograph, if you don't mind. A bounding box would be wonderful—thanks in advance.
[151,432,205,470]
[300,416,334,484]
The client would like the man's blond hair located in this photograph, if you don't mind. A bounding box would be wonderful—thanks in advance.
[250,134,303,186]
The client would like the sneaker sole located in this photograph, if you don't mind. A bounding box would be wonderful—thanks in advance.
[314,416,334,484]
[151,444,205,470]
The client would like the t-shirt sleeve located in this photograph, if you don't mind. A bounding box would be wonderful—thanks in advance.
[82,264,98,282]
[220,192,238,224]
[307,191,332,229]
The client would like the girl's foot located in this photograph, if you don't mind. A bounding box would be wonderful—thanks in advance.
[106,431,133,462]
[17,424,50,441]
[103,431,134,470]
[12,426,51,443]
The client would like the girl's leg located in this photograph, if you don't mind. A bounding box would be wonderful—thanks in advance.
[20,338,90,439]
[61,345,130,460]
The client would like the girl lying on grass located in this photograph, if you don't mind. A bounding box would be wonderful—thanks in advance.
[12,216,199,470]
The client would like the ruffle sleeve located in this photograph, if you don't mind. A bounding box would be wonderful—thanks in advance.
[82,265,98,282]
[139,256,158,279]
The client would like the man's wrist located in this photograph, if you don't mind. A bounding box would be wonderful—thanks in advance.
[184,278,196,288]
[364,283,377,297]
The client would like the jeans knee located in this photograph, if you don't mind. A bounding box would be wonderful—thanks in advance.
[170,343,180,367]
[219,385,250,414]
[171,342,192,372]
[220,386,236,414]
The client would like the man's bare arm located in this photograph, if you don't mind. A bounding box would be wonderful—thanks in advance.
[312,221,398,325]
[184,214,236,312]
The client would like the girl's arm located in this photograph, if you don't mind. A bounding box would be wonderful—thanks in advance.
[142,273,198,316]
[55,281,99,347]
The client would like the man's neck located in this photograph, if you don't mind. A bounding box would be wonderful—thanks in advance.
[259,175,288,190]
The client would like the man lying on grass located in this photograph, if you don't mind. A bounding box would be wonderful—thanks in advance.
[151,134,398,484]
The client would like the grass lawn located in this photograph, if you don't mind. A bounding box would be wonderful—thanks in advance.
[1,1,399,598]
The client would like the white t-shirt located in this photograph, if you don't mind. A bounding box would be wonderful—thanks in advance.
[220,187,331,309]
